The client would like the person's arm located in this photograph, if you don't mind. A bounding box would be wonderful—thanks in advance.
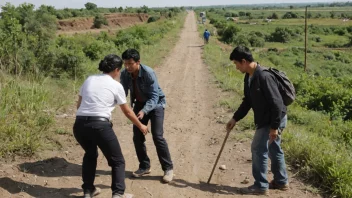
[119,103,148,135]
[141,71,160,115]
[227,77,251,132]
[233,76,251,122]
[233,96,251,123]
[76,95,82,110]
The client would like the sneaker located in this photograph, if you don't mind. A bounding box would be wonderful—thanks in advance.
[84,187,101,198]
[132,168,151,178]
[240,185,268,195]
[162,169,174,183]
[269,180,289,191]
[112,194,124,198]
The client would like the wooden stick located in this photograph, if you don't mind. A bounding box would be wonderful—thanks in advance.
[207,129,231,184]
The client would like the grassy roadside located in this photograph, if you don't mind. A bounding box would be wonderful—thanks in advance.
[0,12,187,158]
[197,23,352,197]
[139,13,186,68]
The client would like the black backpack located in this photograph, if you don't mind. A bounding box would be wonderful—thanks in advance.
[260,67,296,106]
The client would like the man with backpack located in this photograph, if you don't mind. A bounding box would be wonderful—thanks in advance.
[226,46,289,195]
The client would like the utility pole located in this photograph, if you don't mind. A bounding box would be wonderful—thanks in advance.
[304,6,309,72]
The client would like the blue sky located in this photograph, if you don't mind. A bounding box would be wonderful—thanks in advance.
[0,0,350,9]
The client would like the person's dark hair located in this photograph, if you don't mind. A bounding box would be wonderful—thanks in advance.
[122,49,140,62]
[229,46,254,62]
[98,54,123,73]
[205,29,208,31]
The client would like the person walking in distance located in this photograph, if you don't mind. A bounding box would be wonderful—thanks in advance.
[120,49,174,183]
[203,29,211,44]
[226,46,289,195]
[74,54,148,198]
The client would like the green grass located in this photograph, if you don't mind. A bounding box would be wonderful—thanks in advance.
[0,73,73,157]
[139,13,186,68]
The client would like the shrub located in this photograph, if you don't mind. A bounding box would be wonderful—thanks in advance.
[269,27,293,43]
[347,26,352,33]
[83,40,116,60]
[334,28,347,36]
[234,35,250,47]
[270,12,279,19]
[323,52,335,60]
[294,59,304,68]
[93,14,108,28]
[282,12,299,19]
[249,36,265,47]
[147,16,160,23]
[53,47,86,78]
[220,24,241,43]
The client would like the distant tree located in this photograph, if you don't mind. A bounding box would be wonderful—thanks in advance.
[221,24,241,44]
[330,11,336,18]
[249,36,265,47]
[85,2,97,10]
[71,10,80,17]
[109,7,118,13]
[341,13,348,18]
[232,13,238,17]
[118,7,123,12]
[234,35,250,47]
[289,5,294,9]
[141,5,149,13]
[17,3,35,26]
[271,12,279,19]
[315,13,322,18]
[147,16,160,23]
[348,35,352,47]
[307,12,312,19]
[225,12,232,17]
[93,14,108,28]
[270,27,292,43]
[239,11,246,16]
[282,12,298,19]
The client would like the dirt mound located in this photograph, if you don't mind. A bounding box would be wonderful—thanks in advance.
[57,13,149,32]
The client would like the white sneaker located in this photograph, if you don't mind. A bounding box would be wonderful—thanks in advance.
[162,169,174,183]
[112,194,124,198]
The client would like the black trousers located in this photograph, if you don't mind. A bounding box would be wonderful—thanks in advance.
[73,119,125,195]
[133,103,173,171]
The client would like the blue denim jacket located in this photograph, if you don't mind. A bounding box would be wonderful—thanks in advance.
[120,64,166,115]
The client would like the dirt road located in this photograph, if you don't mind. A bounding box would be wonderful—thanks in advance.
[0,11,320,198]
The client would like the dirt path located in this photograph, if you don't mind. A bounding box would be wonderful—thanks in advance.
[0,11,320,198]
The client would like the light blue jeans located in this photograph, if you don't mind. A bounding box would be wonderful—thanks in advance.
[251,115,288,190]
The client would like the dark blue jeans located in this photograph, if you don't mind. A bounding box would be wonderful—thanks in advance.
[251,115,288,190]
[73,119,125,195]
[133,103,173,171]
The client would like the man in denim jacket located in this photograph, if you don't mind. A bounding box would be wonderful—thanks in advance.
[226,46,289,195]
[120,49,174,183]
